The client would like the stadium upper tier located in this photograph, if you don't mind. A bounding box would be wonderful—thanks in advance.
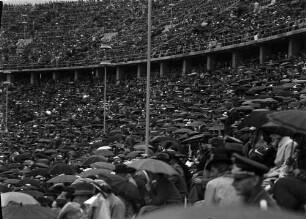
[0,0,306,70]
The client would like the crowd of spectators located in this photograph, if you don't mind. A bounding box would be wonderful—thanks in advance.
[1,0,306,69]
[0,0,306,218]
[0,43,305,217]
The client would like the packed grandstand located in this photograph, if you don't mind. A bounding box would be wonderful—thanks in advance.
[0,0,305,219]
[0,0,305,69]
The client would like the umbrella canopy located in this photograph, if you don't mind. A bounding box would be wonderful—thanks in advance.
[3,204,57,219]
[20,190,44,198]
[1,192,39,207]
[238,109,271,130]
[0,184,12,193]
[173,128,193,134]
[98,172,141,202]
[267,110,306,135]
[49,163,76,175]
[94,149,114,157]
[125,151,143,159]
[17,178,41,187]
[260,122,294,136]
[90,162,115,171]
[79,169,111,178]
[47,174,79,183]
[128,159,178,175]
[139,206,304,219]
[188,121,205,127]
[82,155,107,166]
[181,133,206,143]
[133,144,154,151]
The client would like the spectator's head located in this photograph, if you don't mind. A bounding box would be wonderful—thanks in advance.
[72,182,96,205]
[205,148,232,176]
[231,153,269,200]
[224,101,234,110]
[57,202,86,219]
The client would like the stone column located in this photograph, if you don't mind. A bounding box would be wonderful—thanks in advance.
[30,72,39,84]
[288,38,301,57]
[232,50,241,68]
[182,58,190,76]
[74,70,79,81]
[207,55,215,71]
[259,45,271,65]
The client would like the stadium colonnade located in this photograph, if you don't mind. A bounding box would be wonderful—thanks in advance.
[1,27,306,85]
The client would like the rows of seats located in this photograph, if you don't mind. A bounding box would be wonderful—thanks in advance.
[0,0,305,69]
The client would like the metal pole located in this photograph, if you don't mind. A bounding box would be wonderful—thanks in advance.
[5,87,8,132]
[145,0,152,155]
[103,66,107,135]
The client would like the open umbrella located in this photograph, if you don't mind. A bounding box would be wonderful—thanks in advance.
[98,172,141,202]
[260,122,294,136]
[82,155,107,166]
[1,192,39,207]
[238,109,271,130]
[0,184,12,193]
[17,178,41,187]
[173,128,193,134]
[267,110,306,135]
[47,174,79,183]
[133,144,154,151]
[20,190,44,198]
[128,159,178,175]
[181,133,206,143]
[79,169,111,178]
[125,151,143,160]
[94,149,114,157]
[90,162,115,171]
[49,163,76,175]
[3,204,57,219]
[139,206,303,219]
[188,121,205,127]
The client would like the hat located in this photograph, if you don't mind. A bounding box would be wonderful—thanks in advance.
[206,148,231,169]
[208,137,225,148]
[114,164,135,174]
[225,143,243,154]
[62,186,75,194]
[57,202,81,219]
[231,153,269,179]
[152,152,170,163]
[45,189,60,197]
[73,182,96,196]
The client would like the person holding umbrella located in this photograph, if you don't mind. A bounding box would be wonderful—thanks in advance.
[137,171,183,216]
[268,110,306,211]
[273,133,306,211]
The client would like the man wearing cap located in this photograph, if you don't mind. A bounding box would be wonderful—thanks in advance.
[72,182,96,205]
[57,202,87,219]
[204,147,242,207]
[231,153,278,209]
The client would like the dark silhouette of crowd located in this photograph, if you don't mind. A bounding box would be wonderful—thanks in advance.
[0,0,306,219]
[1,0,306,69]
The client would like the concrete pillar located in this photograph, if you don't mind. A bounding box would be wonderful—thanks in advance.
[259,45,271,65]
[160,62,167,77]
[30,72,39,84]
[95,68,103,78]
[74,70,79,81]
[207,55,215,71]
[6,74,12,83]
[182,58,190,76]
[288,38,301,57]
[52,72,58,81]
[116,67,121,85]
[137,64,145,79]
[232,50,241,68]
